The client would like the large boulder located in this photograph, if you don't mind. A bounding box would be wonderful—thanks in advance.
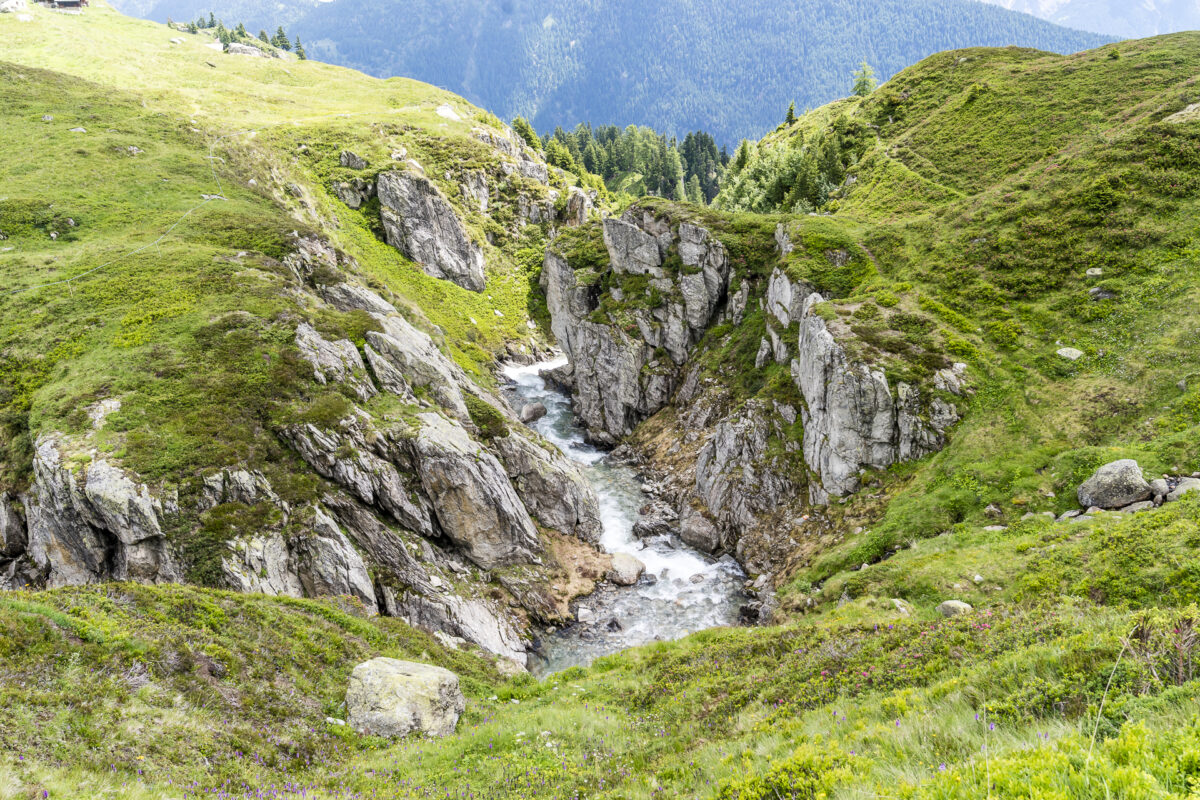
[376,171,486,292]
[1077,459,1152,509]
[679,505,722,553]
[519,402,547,424]
[345,658,465,738]
[606,553,646,586]
[937,600,973,617]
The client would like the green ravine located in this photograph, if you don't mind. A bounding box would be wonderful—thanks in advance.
[2,3,1200,799]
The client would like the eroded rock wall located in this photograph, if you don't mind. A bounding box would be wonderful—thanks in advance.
[1,240,603,671]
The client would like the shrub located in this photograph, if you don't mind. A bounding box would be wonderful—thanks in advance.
[718,741,852,800]
[465,394,509,440]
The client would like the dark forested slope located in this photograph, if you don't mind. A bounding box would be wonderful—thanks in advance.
[112,0,1111,143]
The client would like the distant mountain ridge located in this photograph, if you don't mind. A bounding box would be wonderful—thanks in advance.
[110,0,1111,143]
[978,0,1200,38]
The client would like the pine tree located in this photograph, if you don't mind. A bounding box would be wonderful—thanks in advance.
[544,139,578,173]
[258,30,270,44]
[686,174,704,205]
[273,26,291,50]
[187,21,198,33]
[786,101,797,125]
[235,23,247,39]
[217,25,231,50]
[207,12,216,28]
[732,140,753,175]
[294,37,306,59]
[511,117,542,152]
[852,61,877,97]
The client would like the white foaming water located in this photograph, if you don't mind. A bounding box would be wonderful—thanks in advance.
[502,359,745,674]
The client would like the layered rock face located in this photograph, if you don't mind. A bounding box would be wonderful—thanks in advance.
[773,272,961,501]
[23,437,179,587]
[1,242,603,670]
[377,171,487,292]
[541,210,737,444]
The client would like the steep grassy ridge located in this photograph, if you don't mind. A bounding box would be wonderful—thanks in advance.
[690,35,1200,587]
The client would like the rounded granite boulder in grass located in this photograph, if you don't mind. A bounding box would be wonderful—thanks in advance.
[345,658,465,738]
[1078,459,1153,510]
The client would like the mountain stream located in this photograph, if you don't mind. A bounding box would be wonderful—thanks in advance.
[502,359,746,675]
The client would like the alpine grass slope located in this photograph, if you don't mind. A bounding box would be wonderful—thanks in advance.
[1,4,1200,799]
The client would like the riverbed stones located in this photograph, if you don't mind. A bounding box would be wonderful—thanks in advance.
[678,506,721,553]
[1077,459,1151,509]
[1167,477,1200,502]
[345,658,464,738]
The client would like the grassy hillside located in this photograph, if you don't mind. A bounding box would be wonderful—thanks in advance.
[3,6,1200,800]
[0,2,553,494]
[685,34,1200,589]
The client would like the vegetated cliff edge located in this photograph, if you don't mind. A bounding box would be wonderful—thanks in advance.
[542,32,1200,601]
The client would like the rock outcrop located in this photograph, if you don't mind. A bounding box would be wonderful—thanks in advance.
[471,127,549,184]
[491,433,602,545]
[541,210,732,444]
[788,285,959,500]
[295,323,376,401]
[1077,459,1152,509]
[543,211,962,507]
[23,436,180,587]
[376,171,487,292]
[345,658,465,738]
[406,412,541,569]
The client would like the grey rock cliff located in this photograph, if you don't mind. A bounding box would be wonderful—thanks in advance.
[492,432,602,544]
[24,436,179,587]
[405,412,541,570]
[788,286,959,499]
[541,210,732,443]
[377,171,486,292]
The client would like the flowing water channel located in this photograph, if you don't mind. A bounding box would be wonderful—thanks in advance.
[502,359,746,675]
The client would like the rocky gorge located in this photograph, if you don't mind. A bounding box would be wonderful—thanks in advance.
[541,207,968,586]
